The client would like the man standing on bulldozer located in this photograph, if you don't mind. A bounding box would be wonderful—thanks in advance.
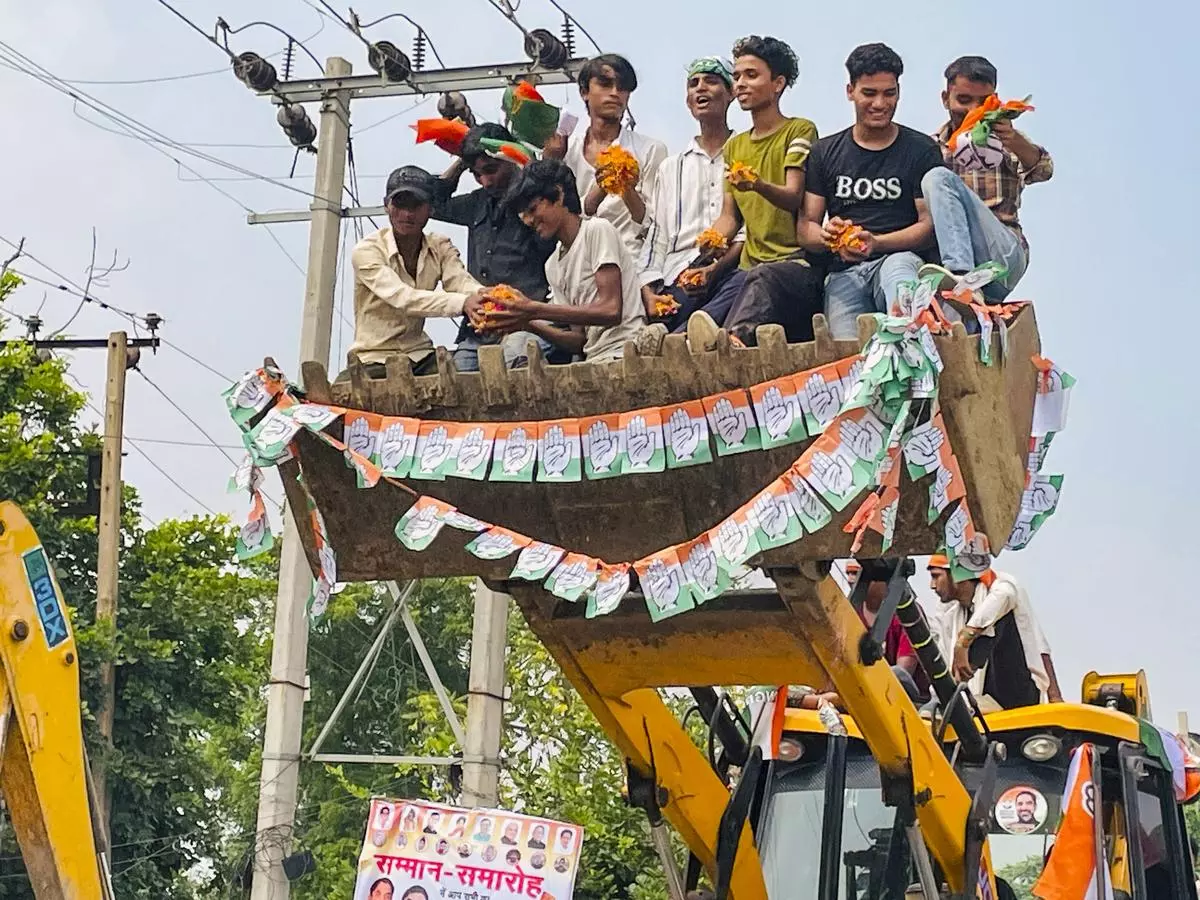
[927,555,1063,709]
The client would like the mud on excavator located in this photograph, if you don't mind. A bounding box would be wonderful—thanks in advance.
[243,305,1197,900]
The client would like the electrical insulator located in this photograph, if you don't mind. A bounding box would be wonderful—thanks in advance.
[143,311,162,334]
[437,91,474,125]
[232,51,278,92]
[276,105,317,150]
[367,40,412,82]
[412,31,426,71]
[523,28,568,69]
[560,16,576,59]
[24,314,42,340]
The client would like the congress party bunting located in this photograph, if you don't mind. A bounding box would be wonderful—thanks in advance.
[222,265,1073,621]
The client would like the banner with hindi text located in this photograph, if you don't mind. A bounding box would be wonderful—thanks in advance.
[354,798,584,900]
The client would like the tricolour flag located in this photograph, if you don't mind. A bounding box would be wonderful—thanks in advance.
[1033,743,1113,900]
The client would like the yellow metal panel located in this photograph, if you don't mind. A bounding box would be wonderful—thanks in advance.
[510,585,768,900]
[785,702,1142,746]
[775,571,972,893]
[0,502,102,899]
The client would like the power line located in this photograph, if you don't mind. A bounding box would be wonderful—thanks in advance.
[0,21,326,86]
[0,40,336,206]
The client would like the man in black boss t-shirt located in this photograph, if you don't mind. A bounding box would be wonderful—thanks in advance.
[798,43,943,339]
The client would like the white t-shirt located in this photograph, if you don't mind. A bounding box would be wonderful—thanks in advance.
[545,217,646,362]
[565,125,668,260]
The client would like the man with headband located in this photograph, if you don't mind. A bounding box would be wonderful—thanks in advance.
[637,57,748,344]
[686,36,824,351]
[927,554,1062,709]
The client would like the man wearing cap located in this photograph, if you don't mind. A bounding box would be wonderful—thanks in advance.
[686,35,824,350]
[432,123,560,372]
[927,555,1063,709]
[349,166,490,375]
[637,58,749,338]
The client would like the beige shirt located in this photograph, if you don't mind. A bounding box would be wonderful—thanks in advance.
[350,228,480,365]
[545,217,646,362]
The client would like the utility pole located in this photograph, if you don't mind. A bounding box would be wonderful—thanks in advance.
[242,54,584,894]
[94,331,128,841]
[461,582,510,808]
[250,56,351,900]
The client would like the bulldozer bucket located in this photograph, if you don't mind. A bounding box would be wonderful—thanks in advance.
[281,311,1038,583]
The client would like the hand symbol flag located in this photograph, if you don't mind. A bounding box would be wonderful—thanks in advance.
[541,425,571,476]
[502,427,536,474]
[667,408,701,460]
[346,416,376,458]
[585,421,619,473]
[419,425,451,472]
[761,386,793,440]
[626,416,655,467]
[456,427,490,475]
[810,451,854,497]
[712,398,747,446]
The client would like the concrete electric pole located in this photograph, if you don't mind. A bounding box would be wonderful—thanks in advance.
[250,56,352,900]
[460,583,510,808]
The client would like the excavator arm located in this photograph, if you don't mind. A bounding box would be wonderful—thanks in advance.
[0,501,107,899]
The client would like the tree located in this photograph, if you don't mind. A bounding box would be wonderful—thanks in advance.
[0,273,276,896]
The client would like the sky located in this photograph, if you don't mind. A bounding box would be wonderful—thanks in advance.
[2,0,1199,731]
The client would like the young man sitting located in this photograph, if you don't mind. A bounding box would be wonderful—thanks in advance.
[349,166,489,376]
[798,43,944,340]
[468,159,647,363]
[546,54,667,261]
[921,55,1054,299]
[638,57,747,334]
[689,35,823,348]
[431,122,558,371]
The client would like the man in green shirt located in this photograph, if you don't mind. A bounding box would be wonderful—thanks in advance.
[689,35,824,348]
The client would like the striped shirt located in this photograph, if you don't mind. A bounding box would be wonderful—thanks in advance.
[723,117,818,267]
[639,136,745,288]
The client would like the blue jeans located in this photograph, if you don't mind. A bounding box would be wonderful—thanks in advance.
[664,267,748,333]
[824,252,922,340]
[921,167,1027,299]
[453,330,554,372]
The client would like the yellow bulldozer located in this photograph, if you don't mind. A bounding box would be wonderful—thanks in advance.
[228,303,1197,900]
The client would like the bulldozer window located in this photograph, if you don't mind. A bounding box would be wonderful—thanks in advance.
[758,746,905,900]
[1133,769,1197,900]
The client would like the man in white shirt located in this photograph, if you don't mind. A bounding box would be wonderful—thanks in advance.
[349,166,489,376]
[467,159,646,362]
[546,54,667,260]
[639,57,749,335]
[927,554,1063,709]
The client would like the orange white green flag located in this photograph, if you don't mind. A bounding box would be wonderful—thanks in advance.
[1033,743,1113,900]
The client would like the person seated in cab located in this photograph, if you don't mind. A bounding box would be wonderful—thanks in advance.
[349,166,490,376]
[467,159,648,364]
[927,555,1063,710]
[797,43,944,341]
[431,123,561,371]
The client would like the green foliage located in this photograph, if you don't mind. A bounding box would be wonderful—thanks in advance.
[998,854,1042,900]
[0,276,668,898]
[499,619,666,900]
[0,281,277,895]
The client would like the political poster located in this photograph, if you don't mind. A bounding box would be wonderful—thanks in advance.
[354,798,584,900]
